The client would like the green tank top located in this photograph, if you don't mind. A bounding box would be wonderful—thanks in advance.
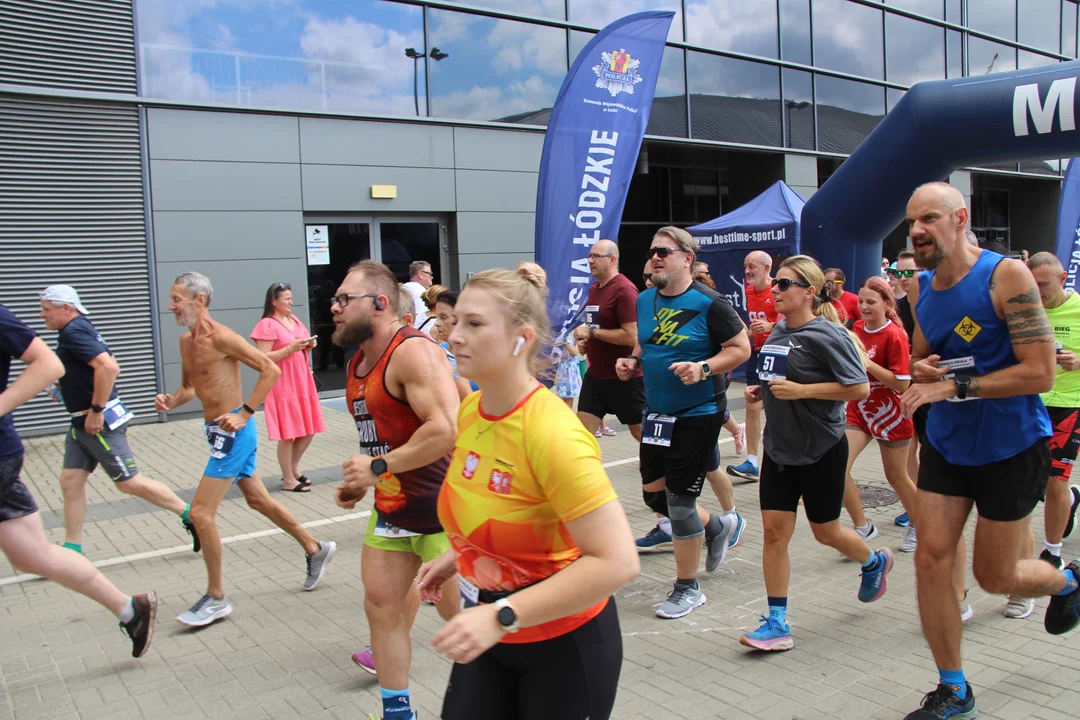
[1043,291,1080,407]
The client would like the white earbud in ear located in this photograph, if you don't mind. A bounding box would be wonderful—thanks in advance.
[512,336,526,357]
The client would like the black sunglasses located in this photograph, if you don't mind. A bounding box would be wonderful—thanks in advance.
[648,247,683,258]
[771,278,812,291]
[276,282,291,291]
[888,269,916,278]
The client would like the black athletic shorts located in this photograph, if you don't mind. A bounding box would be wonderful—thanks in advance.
[760,435,848,524]
[578,374,647,427]
[640,413,723,496]
[441,597,622,720]
[912,404,930,441]
[918,438,1050,522]
[1047,406,1080,482]
[0,455,38,523]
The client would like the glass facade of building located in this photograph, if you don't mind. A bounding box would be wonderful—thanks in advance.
[135,0,1079,174]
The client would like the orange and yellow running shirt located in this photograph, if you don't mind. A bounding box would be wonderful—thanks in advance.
[438,385,618,644]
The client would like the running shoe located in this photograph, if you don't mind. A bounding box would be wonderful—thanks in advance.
[182,518,201,553]
[903,683,975,719]
[1065,485,1080,538]
[895,511,910,527]
[704,516,734,574]
[351,645,377,675]
[304,540,336,591]
[177,594,232,627]
[1041,549,1064,570]
[899,525,918,553]
[726,459,759,481]
[600,427,617,436]
[857,548,893,603]
[120,592,157,658]
[1045,561,1080,635]
[733,423,747,456]
[655,582,706,619]
[855,520,879,542]
[1004,596,1035,619]
[636,525,673,552]
[727,512,746,549]
[739,615,794,652]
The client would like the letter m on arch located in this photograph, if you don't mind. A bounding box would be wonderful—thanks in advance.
[1014,78,1077,136]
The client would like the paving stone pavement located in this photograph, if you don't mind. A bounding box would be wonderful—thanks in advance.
[1,392,1078,720]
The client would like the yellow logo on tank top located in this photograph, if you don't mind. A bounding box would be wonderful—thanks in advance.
[953,316,982,342]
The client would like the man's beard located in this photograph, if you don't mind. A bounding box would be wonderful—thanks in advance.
[333,317,374,347]
[175,310,195,327]
[918,243,946,270]
[652,273,671,289]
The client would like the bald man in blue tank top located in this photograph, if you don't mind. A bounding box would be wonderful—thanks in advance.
[899,182,1080,720]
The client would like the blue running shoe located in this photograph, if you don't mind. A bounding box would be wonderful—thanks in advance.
[727,512,746,548]
[635,525,673,552]
[858,548,894,603]
[726,460,759,481]
[904,683,975,719]
[895,512,910,527]
[739,615,794,652]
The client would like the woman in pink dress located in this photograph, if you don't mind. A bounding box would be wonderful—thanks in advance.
[250,282,327,492]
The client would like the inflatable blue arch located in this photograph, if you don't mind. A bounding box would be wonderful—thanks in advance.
[802,59,1080,285]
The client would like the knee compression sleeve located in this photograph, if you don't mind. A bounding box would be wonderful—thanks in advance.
[666,492,704,539]
[643,488,668,517]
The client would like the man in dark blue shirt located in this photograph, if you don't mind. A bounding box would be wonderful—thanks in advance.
[616,226,750,620]
[0,303,157,658]
[39,285,199,555]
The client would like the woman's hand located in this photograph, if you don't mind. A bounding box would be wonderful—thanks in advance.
[431,603,505,664]
[767,379,806,400]
[287,338,306,354]
[416,549,459,603]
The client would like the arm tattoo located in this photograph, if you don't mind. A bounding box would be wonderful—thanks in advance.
[1006,288,1040,305]
[1004,306,1055,345]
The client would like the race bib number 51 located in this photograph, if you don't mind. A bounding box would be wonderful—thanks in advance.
[757,344,790,381]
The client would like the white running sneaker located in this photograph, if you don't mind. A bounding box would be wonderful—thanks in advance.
[1004,596,1035,619]
[899,525,917,553]
[177,594,232,627]
[855,521,879,542]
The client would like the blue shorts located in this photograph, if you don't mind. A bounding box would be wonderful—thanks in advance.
[203,412,257,481]
[745,349,761,388]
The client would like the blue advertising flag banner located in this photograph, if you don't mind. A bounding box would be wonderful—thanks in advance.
[534,11,675,343]
[1057,158,1080,291]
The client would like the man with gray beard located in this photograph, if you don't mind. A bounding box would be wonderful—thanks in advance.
[156,272,336,628]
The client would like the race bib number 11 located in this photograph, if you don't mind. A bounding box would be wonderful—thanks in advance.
[642,413,676,447]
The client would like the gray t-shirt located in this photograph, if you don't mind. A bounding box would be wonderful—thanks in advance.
[761,315,867,466]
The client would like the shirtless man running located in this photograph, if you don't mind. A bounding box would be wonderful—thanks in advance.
[156,272,336,627]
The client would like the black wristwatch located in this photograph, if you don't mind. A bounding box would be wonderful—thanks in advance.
[242,403,256,415]
[370,457,388,476]
[954,375,971,400]
[628,355,641,367]
[90,404,104,414]
[494,598,520,633]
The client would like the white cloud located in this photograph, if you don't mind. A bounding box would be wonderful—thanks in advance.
[432,74,558,121]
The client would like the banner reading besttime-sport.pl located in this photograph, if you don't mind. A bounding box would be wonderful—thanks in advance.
[534,11,674,343]
[1055,158,1080,291]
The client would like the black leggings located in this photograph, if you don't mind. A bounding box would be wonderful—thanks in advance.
[441,598,622,720]
[759,435,849,524]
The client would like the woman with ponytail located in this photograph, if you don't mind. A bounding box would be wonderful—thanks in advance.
[739,255,891,653]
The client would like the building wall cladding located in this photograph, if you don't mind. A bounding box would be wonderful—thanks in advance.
[146,107,543,412]
[0,0,156,435]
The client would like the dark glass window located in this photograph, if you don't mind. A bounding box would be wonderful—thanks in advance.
[670,168,721,224]
[685,0,778,58]
[968,37,1017,75]
[569,0,684,41]
[136,0,427,116]
[427,10,567,125]
[623,166,671,223]
[782,69,814,150]
[968,1,1016,41]
[1019,51,1060,69]
[1019,0,1062,54]
[687,52,781,147]
[779,0,812,64]
[885,1,943,19]
[886,15,945,85]
[815,75,886,154]
[570,33,687,138]
[1065,1,1078,57]
[442,0,564,20]
[812,0,884,79]
[947,30,963,78]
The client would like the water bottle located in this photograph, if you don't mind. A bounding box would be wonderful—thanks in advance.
[48,383,62,403]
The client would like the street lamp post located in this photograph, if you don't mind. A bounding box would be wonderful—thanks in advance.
[405,47,449,117]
